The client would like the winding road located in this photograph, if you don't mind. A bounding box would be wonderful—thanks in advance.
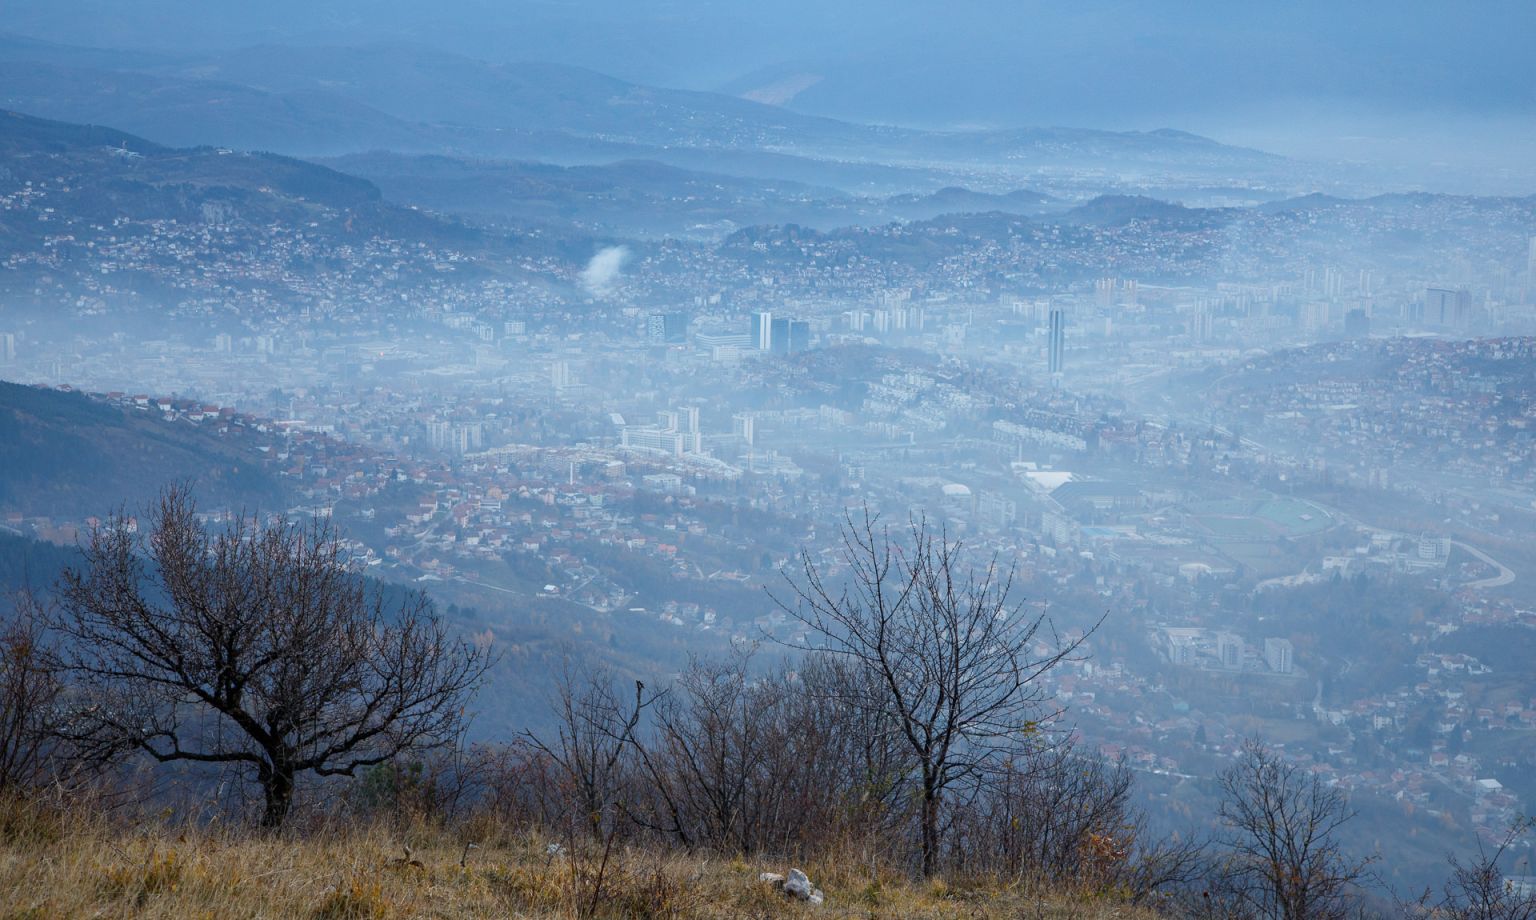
[1452,540,1515,589]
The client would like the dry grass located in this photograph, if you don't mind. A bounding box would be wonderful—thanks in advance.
[0,798,1162,919]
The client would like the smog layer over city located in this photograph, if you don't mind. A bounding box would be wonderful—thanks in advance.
[1,3,1535,917]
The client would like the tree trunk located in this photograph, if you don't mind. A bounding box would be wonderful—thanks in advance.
[920,781,940,878]
[261,761,295,829]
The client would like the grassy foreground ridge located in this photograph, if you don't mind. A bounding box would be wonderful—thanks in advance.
[0,799,1158,919]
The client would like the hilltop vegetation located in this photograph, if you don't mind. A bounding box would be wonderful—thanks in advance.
[7,507,1468,920]
[0,799,1161,920]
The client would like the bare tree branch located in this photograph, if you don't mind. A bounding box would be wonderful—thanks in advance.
[772,506,1096,877]
[51,484,492,827]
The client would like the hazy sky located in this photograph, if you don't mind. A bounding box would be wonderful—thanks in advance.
[4,0,1533,174]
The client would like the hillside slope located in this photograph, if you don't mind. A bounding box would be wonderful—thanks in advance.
[0,109,478,242]
[0,109,593,319]
[0,381,283,519]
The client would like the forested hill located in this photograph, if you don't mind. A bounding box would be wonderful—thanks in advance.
[0,381,283,519]
[0,529,79,595]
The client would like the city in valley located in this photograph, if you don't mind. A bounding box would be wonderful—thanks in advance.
[2,4,1536,915]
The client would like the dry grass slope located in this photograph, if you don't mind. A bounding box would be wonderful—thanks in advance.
[0,799,1162,919]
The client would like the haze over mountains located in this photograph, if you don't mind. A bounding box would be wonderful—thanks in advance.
[318,153,1067,237]
[0,34,1306,200]
[4,0,1533,189]
[7,103,1532,332]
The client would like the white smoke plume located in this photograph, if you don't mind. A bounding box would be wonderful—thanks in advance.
[579,245,630,298]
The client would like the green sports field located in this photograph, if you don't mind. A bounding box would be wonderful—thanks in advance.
[1188,497,1333,539]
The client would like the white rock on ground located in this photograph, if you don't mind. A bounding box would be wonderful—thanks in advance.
[782,868,825,905]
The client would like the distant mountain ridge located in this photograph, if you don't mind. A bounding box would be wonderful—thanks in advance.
[320,152,1059,237]
[0,109,600,256]
[1,107,1062,247]
[1060,194,1235,228]
[0,108,380,214]
[0,108,381,203]
[7,108,1529,289]
[0,35,1291,195]
[0,60,438,156]
[884,186,1054,219]
[716,190,1536,285]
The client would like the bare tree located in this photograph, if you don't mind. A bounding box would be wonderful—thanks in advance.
[1215,739,1372,920]
[952,742,1205,902]
[635,651,781,853]
[0,592,63,791]
[583,646,914,865]
[777,510,1090,877]
[770,653,914,857]
[1119,820,1211,910]
[521,661,655,920]
[521,660,649,841]
[1414,817,1536,920]
[53,486,491,827]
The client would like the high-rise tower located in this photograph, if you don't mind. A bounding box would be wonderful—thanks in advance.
[1047,308,1065,376]
[752,311,773,351]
